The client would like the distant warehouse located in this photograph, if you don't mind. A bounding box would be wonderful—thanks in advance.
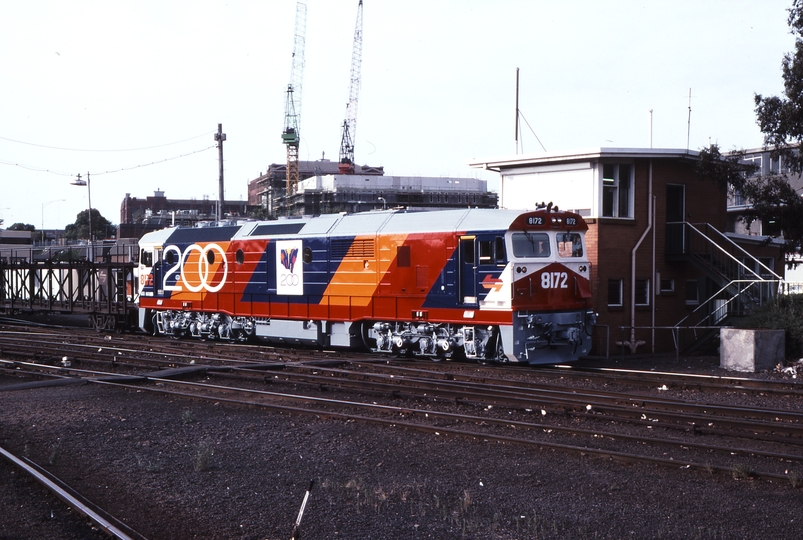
[248,158,497,216]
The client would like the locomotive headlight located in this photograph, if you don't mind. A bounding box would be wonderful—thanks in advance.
[579,265,587,272]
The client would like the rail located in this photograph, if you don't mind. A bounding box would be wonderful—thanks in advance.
[0,444,149,540]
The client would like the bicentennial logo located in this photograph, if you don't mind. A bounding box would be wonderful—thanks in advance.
[162,243,228,293]
[276,240,304,295]
[280,246,298,273]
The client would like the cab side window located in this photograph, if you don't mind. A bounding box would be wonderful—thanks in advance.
[479,236,507,265]
[140,249,153,267]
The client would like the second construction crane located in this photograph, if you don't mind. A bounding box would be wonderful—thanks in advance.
[283,1,307,200]
[338,0,364,175]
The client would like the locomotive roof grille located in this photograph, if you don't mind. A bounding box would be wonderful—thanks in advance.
[250,223,307,236]
[167,226,241,243]
[332,238,375,258]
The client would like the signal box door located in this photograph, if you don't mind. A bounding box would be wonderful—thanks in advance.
[459,236,477,305]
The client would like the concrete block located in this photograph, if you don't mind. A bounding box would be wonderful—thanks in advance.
[720,328,784,372]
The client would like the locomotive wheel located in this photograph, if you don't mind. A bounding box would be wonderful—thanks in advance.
[484,330,505,363]
[360,321,377,351]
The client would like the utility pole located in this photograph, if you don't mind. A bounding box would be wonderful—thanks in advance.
[214,124,226,222]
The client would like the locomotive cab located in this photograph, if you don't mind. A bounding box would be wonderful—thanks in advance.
[503,211,594,363]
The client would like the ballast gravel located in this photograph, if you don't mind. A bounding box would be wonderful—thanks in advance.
[1,355,803,539]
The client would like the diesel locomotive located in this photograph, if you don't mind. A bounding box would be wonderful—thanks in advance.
[137,207,595,364]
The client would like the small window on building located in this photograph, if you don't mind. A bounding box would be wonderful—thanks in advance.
[635,279,650,306]
[660,278,675,294]
[608,278,623,307]
[743,155,762,177]
[685,280,699,305]
[601,163,633,218]
[770,156,781,174]
[758,257,775,278]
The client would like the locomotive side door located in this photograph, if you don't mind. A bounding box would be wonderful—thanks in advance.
[459,236,477,305]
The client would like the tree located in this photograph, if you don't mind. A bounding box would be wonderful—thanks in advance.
[698,142,803,257]
[63,208,115,241]
[7,223,36,232]
[754,0,803,175]
[697,1,803,258]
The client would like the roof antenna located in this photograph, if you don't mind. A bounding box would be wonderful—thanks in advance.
[515,68,520,154]
[686,88,693,151]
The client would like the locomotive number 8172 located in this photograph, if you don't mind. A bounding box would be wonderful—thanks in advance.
[137,207,595,365]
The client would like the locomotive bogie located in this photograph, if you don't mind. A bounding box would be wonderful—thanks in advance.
[513,308,595,364]
[366,320,497,360]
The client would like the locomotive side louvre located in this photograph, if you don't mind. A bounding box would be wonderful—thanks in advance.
[138,208,595,364]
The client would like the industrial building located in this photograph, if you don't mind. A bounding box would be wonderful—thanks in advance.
[247,158,498,216]
[247,159,384,215]
[119,190,254,238]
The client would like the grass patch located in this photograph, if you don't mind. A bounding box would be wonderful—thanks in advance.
[181,408,195,425]
[193,441,213,472]
[47,439,61,466]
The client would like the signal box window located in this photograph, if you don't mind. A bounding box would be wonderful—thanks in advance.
[636,279,650,306]
[686,280,699,305]
[601,163,632,218]
[511,232,550,258]
[557,233,583,258]
[607,278,623,307]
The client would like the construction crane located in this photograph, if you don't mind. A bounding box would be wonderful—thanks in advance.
[283,1,307,202]
[338,0,363,175]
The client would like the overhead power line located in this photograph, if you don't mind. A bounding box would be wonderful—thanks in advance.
[0,131,215,152]
[0,145,216,177]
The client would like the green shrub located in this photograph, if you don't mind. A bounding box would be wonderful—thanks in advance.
[739,294,803,359]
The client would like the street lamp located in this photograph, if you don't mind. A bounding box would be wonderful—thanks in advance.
[41,198,65,245]
[71,172,92,259]
[377,196,386,210]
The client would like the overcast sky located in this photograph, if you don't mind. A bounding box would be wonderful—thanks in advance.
[0,0,796,230]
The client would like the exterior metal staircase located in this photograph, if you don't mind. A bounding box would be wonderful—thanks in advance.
[666,222,783,353]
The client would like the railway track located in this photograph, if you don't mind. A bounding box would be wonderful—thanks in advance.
[2,323,802,485]
[0,444,149,540]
